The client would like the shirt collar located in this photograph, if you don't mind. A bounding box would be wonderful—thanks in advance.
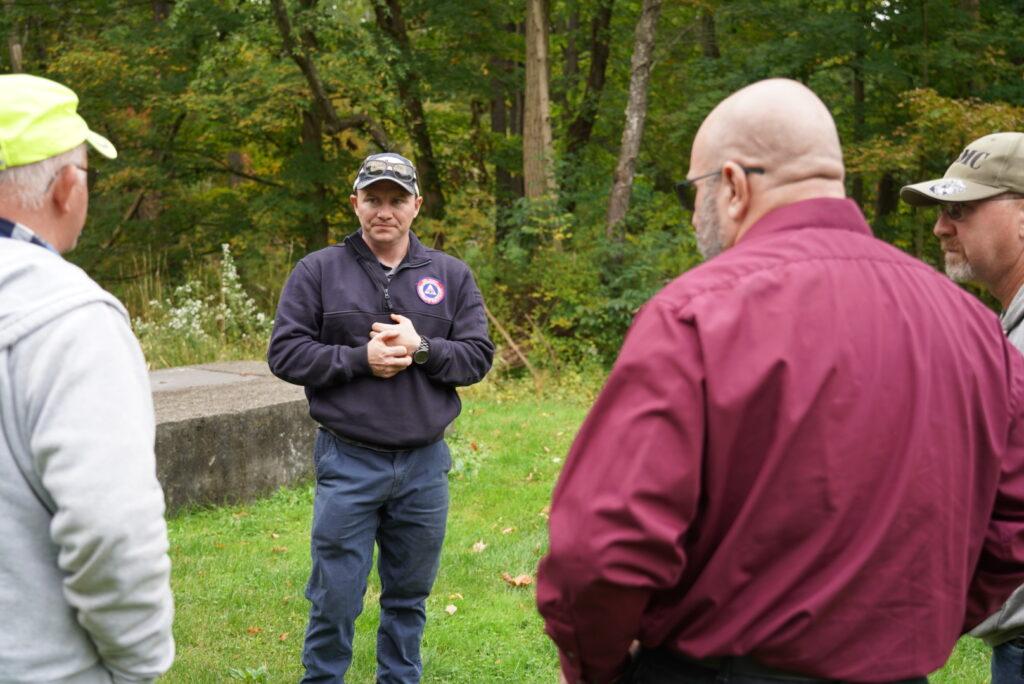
[0,217,59,254]
[738,198,873,247]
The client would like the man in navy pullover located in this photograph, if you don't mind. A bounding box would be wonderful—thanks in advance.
[268,152,493,682]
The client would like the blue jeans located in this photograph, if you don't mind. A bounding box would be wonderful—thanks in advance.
[993,641,1024,684]
[301,430,451,683]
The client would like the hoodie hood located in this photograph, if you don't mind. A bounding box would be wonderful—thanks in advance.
[0,239,126,350]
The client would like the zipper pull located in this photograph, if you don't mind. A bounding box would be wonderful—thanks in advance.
[384,288,392,312]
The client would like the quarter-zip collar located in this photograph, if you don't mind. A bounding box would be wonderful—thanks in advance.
[345,229,431,269]
[344,229,432,313]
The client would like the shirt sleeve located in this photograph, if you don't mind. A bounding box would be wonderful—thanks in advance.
[536,298,705,684]
[13,302,174,682]
[418,268,494,387]
[964,344,1024,632]
[267,259,372,387]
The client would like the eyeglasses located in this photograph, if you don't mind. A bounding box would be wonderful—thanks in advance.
[358,159,416,181]
[938,194,1023,222]
[45,163,89,190]
[674,166,765,211]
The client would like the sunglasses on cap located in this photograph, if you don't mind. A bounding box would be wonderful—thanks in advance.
[359,159,416,181]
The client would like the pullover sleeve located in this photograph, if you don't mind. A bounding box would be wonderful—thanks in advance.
[536,299,704,684]
[12,303,174,682]
[268,259,372,387]
[964,344,1024,632]
[418,268,494,387]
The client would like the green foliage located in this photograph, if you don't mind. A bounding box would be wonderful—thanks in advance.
[4,0,1024,369]
[133,244,274,368]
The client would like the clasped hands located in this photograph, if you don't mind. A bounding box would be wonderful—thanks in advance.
[367,314,421,378]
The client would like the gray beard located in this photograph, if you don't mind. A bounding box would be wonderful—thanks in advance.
[695,189,725,259]
[945,255,977,282]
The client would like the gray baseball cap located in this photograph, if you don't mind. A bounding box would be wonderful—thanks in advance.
[900,132,1024,206]
[352,152,419,196]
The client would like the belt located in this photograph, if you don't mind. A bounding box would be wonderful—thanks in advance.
[635,649,832,683]
[631,648,928,684]
[319,426,406,453]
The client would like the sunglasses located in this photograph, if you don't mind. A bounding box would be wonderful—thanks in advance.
[359,159,416,181]
[938,194,1023,222]
[674,166,765,212]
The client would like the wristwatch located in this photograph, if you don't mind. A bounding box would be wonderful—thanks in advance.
[413,337,430,364]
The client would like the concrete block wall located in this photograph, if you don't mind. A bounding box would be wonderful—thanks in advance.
[151,361,316,513]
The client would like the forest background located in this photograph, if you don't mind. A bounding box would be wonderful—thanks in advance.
[3,0,1023,371]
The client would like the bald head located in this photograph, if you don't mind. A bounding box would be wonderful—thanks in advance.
[687,79,847,254]
[694,79,845,195]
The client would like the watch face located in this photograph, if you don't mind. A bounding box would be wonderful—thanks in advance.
[413,349,429,364]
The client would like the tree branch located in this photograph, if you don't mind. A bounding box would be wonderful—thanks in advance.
[269,0,390,149]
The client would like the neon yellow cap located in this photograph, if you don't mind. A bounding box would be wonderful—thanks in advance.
[0,74,116,171]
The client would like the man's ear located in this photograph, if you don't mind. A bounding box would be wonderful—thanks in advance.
[721,161,751,224]
[50,165,82,216]
[350,193,359,211]
[413,195,423,215]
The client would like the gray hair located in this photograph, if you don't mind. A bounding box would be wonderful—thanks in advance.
[0,144,87,210]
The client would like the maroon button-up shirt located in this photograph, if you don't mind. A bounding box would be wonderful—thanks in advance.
[537,198,1024,683]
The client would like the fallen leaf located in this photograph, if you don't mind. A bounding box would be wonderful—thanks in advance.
[271,533,280,539]
[271,546,288,554]
[470,441,479,452]
[500,572,534,588]
[445,604,458,615]
[501,527,515,535]
[279,632,289,642]
[449,592,464,600]
[213,542,226,550]
[246,626,262,635]
[471,540,487,553]
[525,471,535,482]
[551,457,562,464]
[543,446,551,453]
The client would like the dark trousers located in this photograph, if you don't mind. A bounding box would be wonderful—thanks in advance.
[622,649,930,684]
[993,640,1024,684]
[301,430,451,684]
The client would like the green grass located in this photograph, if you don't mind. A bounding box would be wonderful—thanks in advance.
[164,383,992,683]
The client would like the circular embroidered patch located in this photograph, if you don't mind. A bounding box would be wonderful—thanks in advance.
[416,277,446,305]
[929,179,967,196]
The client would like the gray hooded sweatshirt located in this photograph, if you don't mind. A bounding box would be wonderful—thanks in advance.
[0,237,174,682]
[971,284,1024,646]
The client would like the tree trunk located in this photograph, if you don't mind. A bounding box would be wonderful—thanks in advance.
[372,0,446,219]
[563,1,580,98]
[874,171,898,240]
[699,10,720,59]
[605,0,661,237]
[564,0,615,155]
[849,0,866,206]
[523,0,557,200]
[301,107,330,252]
[4,0,22,73]
[151,0,171,22]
